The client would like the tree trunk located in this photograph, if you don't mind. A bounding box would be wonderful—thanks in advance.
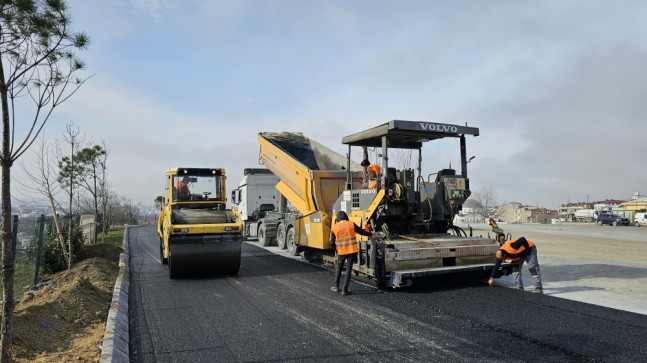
[0,161,14,363]
[47,190,68,260]
[0,56,14,363]
[68,183,73,270]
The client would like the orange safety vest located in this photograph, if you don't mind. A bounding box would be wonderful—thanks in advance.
[500,238,535,261]
[175,181,190,196]
[332,220,359,255]
[367,164,381,189]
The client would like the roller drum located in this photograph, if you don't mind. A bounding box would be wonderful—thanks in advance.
[168,233,242,278]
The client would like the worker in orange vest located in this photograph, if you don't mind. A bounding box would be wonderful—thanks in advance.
[330,211,374,295]
[361,159,381,189]
[175,176,192,201]
[489,236,543,294]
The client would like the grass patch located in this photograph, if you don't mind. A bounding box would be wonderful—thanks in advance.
[14,256,36,296]
[101,225,126,245]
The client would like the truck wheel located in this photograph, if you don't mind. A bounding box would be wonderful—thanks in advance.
[276,223,287,250]
[258,223,275,247]
[286,228,299,256]
[612,221,618,227]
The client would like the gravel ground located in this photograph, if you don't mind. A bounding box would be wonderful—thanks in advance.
[457,222,647,315]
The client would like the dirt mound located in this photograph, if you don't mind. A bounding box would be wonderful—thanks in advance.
[11,243,123,362]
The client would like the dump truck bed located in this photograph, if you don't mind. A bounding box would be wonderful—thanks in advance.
[258,132,363,216]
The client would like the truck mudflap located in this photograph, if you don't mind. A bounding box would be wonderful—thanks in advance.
[386,262,513,288]
[168,233,242,278]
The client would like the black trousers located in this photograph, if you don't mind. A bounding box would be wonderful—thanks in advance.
[334,253,357,292]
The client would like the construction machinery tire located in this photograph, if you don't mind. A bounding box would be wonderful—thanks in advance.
[159,238,168,265]
[168,246,180,279]
[286,228,299,256]
[258,223,275,247]
[276,223,287,250]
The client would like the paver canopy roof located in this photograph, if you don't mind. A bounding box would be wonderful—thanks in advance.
[342,120,479,149]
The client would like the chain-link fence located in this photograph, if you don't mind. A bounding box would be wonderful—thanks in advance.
[11,215,52,294]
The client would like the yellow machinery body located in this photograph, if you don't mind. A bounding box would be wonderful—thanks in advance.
[157,167,243,278]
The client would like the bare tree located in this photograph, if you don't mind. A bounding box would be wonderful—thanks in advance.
[393,149,413,171]
[473,187,498,218]
[76,144,107,243]
[0,1,89,360]
[57,123,83,269]
[98,141,109,242]
[109,193,140,226]
[17,136,67,260]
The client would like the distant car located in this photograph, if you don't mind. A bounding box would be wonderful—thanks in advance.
[634,212,647,227]
[596,213,630,226]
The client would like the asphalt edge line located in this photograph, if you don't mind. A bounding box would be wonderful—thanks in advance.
[100,226,131,363]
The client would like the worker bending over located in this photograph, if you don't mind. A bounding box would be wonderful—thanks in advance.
[330,211,373,296]
[489,236,543,294]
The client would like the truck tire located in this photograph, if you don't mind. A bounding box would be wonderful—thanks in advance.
[286,228,299,256]
[276,223,287,250]
[258,223,275,247]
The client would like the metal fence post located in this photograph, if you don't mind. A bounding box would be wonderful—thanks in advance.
[33,215,45,286]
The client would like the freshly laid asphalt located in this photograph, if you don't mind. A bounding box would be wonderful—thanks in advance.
[127,225,647,362]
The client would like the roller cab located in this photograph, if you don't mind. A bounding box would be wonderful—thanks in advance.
[157,167,243,278]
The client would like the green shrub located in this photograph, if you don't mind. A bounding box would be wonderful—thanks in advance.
[26,221,84,275]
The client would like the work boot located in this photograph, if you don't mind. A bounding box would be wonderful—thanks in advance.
[341,290,351,296]
[511,286,523,290]
[533,288,543,294]
[330,286,339,292]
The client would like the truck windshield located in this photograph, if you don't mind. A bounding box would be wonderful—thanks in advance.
[173,174,223,202]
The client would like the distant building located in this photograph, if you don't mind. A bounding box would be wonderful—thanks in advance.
[455,198,485,223]
[621,192,647,211]
[496,203,522,223]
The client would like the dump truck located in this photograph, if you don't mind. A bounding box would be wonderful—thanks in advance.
[157,167,243,278]
[257,122,511,287]
[230,168,280,243]
[256,132,364,256]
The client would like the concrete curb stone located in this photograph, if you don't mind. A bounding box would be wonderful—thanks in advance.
[100,226,131,363]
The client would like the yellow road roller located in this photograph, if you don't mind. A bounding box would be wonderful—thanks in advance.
[157,167,243,278]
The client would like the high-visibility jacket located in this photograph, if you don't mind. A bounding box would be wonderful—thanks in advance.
[175,181,190,197]
[332,220,359,255]
[500,238,534,261]
[367,164,381,189]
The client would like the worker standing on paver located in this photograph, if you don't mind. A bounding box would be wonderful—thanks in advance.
[330,211,374,295]
[360,159,381,189]
[488,236,543,294]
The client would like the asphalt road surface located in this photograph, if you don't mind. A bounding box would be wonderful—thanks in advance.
[128,225,647,362]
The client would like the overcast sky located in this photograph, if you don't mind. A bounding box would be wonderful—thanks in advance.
[11,0,647,210]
